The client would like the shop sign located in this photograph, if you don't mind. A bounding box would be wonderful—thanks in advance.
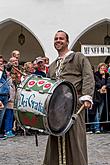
[81,45,110,56]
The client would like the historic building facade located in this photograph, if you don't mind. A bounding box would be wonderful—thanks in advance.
[0,0,109,67]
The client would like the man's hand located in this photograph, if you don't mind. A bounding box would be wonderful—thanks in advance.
[83,100,92,109]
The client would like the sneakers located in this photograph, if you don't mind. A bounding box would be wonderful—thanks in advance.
[0,131,15,140]
[5,131,15,138]
[0,134,7,140]
[95,130,101,134]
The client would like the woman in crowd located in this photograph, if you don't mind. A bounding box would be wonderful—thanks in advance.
[93,63,109,133]
[24,62,34,74]
[21,61,35,81]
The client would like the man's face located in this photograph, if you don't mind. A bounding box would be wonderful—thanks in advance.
[37,61,45,70]
[54,32,68,51]
[12,50,20,60]
[10,57,19,67]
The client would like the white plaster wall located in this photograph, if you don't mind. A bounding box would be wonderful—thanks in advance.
[0,0,110,62]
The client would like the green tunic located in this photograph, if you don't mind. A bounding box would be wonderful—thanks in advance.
[43,52,95,165]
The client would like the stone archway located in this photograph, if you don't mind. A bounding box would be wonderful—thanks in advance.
[0,18,45,63]
[70,18,110,67]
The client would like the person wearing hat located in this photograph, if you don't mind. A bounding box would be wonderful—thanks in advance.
[33,57,46,77]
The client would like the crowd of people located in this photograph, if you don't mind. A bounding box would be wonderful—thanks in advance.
[86,62,110,134]
[0,50,49,140]
[0,30,110,165]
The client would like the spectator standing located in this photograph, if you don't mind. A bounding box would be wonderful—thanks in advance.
[6,57,22,87]
[3,72,16,138]
[11,50,20,60]
[21,62,35,81]
[93,63,109,133]
[6,56,23,134]
[24,62,35,75]
[33,57,46,77]
[0,56,10,139]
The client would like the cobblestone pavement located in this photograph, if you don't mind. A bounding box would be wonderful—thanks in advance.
[0,133,110,165]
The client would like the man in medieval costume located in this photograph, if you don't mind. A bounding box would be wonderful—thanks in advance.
[43,30,95,165]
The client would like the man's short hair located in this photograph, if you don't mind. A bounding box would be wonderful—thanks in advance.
[57,30,69,42]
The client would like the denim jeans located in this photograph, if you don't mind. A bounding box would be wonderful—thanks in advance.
[0,96,9,129]
[4,108,14,132]
[94,100,104,131]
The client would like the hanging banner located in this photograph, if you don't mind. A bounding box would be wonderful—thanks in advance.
[81,45,110,56]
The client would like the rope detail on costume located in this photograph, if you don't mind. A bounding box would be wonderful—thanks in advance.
[58,136,66,165]
[58,136,62,165]
[56,58,63,79]
[62,135,66,164]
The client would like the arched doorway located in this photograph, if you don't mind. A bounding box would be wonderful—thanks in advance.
[70,18,110,68]
[0,18,45,63]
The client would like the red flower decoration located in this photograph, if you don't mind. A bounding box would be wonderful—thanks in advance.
[44,83,51,89]
[28,80,36,87]
[38,80,45,85]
